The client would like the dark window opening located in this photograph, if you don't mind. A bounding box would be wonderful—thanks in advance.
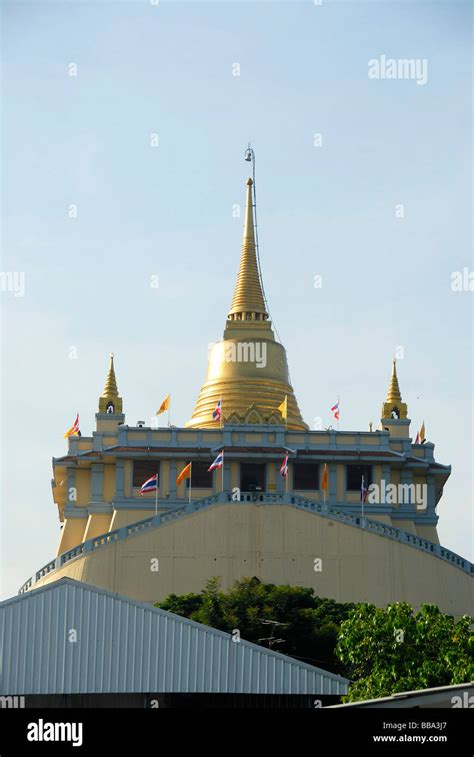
[133,461,160,488]
[187,461,213,489]
[293,463,320,490]
[240,463,266,492]
[346,464,372,491]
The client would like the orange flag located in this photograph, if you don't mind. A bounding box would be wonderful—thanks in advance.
[321,463,328,491]
[156,394,170,415]
[176,462,192,486]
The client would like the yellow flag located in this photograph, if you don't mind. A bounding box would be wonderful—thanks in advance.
[420,421,426,443]
[156,394,170,415]
[176,462,191,486]
[321,464,328,491]
[278,396,287,420]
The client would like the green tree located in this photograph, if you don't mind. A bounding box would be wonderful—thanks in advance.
[157,591,203,619]
[156,577,354,674]
[335,602,474,702]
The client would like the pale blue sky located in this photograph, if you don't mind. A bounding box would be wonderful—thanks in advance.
[1,0,472,599]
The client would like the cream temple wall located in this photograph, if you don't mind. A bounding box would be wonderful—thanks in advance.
[30,502,473,617]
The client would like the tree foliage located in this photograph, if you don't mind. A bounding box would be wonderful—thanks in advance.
[157,583,473,698]
[335,602,474,702]
[156,577,354,675]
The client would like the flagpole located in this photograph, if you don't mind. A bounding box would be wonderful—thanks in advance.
[155,471,158,516]
[221,450,224,493]
[337,395,340,432]
[168,396,171,428]
[189,462,192,504]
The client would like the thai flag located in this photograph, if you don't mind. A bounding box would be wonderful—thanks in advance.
[208,451,224,471]
[331,401,340,420]
[140,474,158,495]
[280,451,289,479]
[361,475,368,503]
[64,412,80,439]
[213,399,222,421]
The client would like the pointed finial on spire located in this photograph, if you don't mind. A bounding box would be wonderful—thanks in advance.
[386,359,402,402]
[227,177,267,321]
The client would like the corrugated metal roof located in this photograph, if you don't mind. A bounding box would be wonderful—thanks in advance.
[0,579,348,696]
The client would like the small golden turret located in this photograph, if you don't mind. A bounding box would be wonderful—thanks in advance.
[187,177,307,430]
[98,353,123,415]
[381,359,408,421]
[386,359,402,403]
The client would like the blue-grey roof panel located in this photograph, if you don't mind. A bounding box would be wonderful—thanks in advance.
[0,578,348,696]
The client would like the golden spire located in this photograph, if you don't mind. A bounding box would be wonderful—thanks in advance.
[228,178,268,321]
[98,353,122,415]
[386,359,402,402]
[381,358,408,423]
[102,353,119,397]
[186,175,307,431]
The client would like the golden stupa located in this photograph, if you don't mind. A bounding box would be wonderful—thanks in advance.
[187,177,307,430]
[98,353,123,415]
[381,359,408,420]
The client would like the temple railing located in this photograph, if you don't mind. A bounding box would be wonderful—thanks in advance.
[18,491,474,593]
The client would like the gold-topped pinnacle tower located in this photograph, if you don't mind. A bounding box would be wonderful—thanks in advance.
[386,358,402,404]
[186,176,307,430]
[98,353,123,415]
[381,359,410,438]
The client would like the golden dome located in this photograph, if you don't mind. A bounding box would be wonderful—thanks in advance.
[186,177,307,430]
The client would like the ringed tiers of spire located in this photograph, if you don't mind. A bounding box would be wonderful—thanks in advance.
[227,178,268,322]
[386,359,402,402]
[102,354,119,397]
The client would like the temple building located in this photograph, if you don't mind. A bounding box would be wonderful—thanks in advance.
[19,175,473,617]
